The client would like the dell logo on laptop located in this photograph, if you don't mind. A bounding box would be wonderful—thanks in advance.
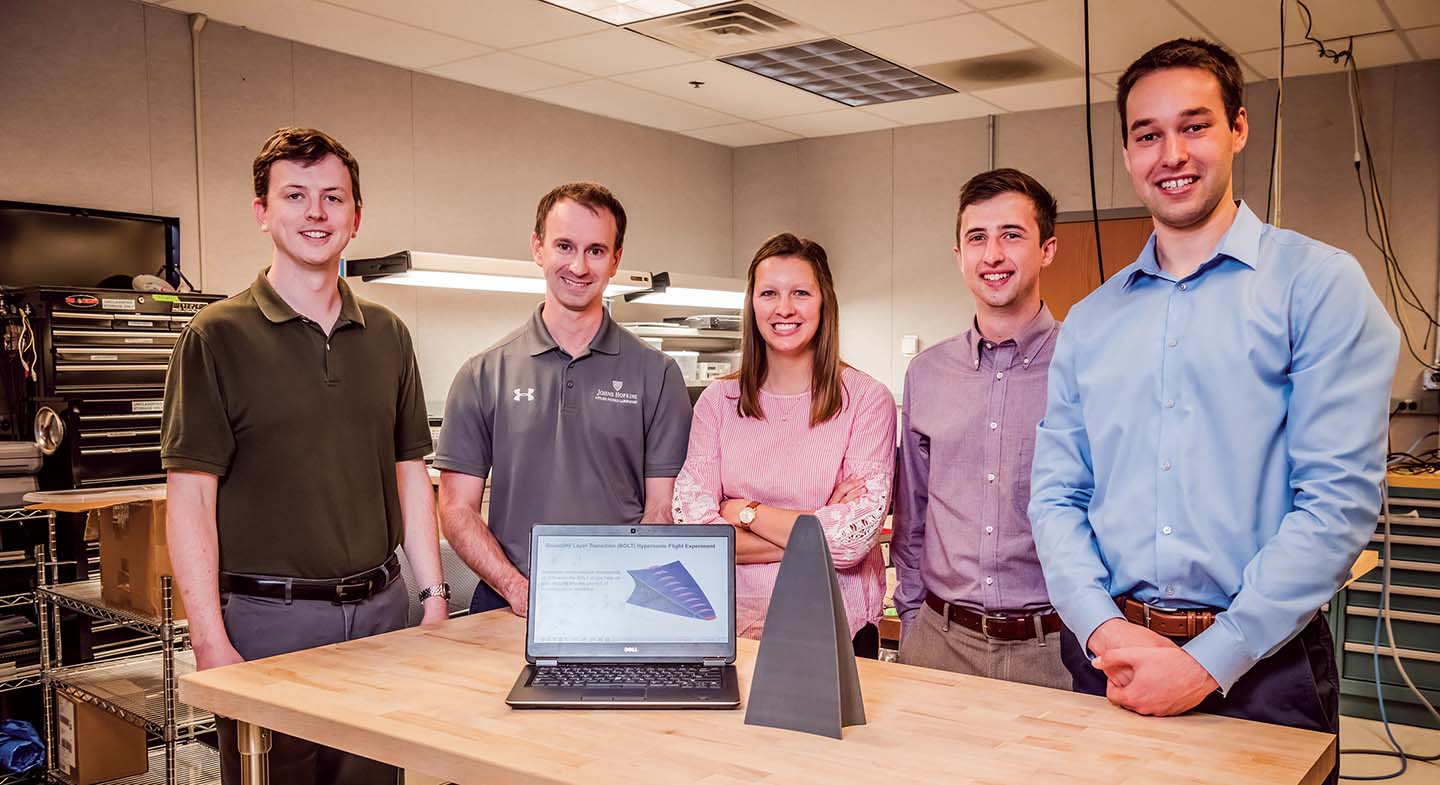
[624,646,639,653]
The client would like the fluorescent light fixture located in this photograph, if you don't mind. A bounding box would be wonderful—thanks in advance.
[541,0,732,25]
[624,272,745,310]
[722,39,956,107]
[344,251,652,298]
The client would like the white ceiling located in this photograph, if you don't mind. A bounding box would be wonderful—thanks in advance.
[151,0,1439,147]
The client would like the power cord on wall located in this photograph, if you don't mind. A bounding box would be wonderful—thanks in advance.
[1081,0,1104,282]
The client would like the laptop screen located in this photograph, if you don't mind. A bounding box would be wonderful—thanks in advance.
[525,525,736,662]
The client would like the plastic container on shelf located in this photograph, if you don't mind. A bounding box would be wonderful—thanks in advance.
[664,350,699,382]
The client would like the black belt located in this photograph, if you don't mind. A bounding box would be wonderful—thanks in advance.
[219,553,401,604]
[924,592,1062,641]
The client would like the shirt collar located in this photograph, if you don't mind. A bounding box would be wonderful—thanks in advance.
[250,267,367,329]
[964,303,1058,368]
[1125,200,1263,290]
[523,304,621,357]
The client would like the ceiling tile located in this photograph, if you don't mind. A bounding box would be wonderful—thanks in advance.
[862,91,1000,124]
[764,109,897,137]
[966,0,1038,7]
[989,0,1206,74]
[427,52,590,93]
[514,29,700,76]
[1182,0,1391,55]
[320,0,609,49]
[846,13,1033,67]
[526,78,741,131]
[616,60,839,119]
[759,0,972,36]
[170,0,491,69]
[1246,32,1417,78]
[1384,0,1440,29]
[971,77,1115,112]
[1409,25,1440,59]
[682,122,800,146]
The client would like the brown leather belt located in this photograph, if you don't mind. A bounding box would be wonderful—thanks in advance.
[1115,595,1218,639]
[220,553,401,604]
[924,592,1062,641]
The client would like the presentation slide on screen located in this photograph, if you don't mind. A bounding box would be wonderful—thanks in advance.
[531,535,731,645]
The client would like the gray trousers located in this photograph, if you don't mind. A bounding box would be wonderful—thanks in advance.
[217,578,407,785]
[898,601,1072,691]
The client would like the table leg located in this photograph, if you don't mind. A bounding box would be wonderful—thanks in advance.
[236,721,271,785]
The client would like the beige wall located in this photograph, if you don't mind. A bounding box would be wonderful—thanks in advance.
[0,0,734,409]
[733,62,1440,437]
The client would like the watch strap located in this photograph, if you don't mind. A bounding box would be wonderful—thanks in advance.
[417,583,451,602]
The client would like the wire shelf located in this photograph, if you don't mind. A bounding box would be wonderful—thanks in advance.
[47,741,220,785]
[38,581,185,638]
[0,508,48,524]
[0,592,33,610]
[0,664,41,693]
[0,768,39,785]
[48,651,211,736]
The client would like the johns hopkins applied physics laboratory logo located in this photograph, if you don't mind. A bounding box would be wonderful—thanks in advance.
[595,379,640,406]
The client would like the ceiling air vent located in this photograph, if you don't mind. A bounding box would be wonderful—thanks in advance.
[628,2,820,59]
[723,39,956,107]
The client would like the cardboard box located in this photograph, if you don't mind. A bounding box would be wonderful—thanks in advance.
[26,485,187,621]
[54,690,148,785]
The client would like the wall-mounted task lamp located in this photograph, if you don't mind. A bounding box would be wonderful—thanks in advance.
[343,251,653,298]
[622,272,746,310]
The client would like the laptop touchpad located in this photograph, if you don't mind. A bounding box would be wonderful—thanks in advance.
[582,688,646,701]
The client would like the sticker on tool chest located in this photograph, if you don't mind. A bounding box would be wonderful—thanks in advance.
[101,298,137,311]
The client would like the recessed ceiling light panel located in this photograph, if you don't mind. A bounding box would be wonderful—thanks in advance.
[541,0,734,26]
[723,40,956,107]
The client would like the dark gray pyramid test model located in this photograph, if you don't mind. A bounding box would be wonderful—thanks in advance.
[744,515,866,738]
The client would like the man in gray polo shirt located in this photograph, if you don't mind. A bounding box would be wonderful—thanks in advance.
[437,182,692,614]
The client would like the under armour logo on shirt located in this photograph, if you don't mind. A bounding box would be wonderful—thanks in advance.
[513,388,535,402]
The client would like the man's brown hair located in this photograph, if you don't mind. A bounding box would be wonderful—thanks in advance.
[733,233,847,428]
[957,168,1059,244]
[1116,38,1244,147]
[252,127,362,206]
[533,182,628,252]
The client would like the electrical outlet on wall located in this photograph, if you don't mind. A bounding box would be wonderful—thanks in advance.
[1392,395,1440,416]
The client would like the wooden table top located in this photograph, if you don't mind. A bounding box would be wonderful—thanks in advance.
[180,612,1334,785]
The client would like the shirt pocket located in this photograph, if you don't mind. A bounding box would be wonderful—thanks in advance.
[1012,435,1034,515]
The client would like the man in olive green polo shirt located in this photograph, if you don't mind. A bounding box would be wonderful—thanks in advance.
[437,182,692,615]
[162,127,447,785]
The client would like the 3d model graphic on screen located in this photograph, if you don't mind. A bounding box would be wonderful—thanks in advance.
[625,561,717,621]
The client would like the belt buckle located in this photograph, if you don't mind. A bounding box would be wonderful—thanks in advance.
[980,613,1004,639]
[332,580,370,604]
[1141,601,1154,629]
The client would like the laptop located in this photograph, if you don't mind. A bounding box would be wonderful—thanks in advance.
[505,524,741,709]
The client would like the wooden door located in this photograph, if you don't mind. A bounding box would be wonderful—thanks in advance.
[1046,216,1153,321]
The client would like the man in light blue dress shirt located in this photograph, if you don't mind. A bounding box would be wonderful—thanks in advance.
[1028,37,1399,771]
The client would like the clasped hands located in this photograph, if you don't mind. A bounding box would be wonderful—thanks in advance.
[1087,618,1220,717]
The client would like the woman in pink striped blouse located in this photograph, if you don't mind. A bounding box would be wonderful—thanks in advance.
[672,233,896,657]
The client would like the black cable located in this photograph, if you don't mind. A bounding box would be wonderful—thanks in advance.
[1266,0,1284,223]
[1082,0,1104,282]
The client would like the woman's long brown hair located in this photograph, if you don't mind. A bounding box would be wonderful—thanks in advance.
[733,233,846,427]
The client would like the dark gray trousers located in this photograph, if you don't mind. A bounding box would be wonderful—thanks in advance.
[217,578,407,785]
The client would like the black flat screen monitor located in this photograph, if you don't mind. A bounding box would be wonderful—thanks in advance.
[0,200,181,289]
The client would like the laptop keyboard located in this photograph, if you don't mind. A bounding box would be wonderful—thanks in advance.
[532,664,724,690]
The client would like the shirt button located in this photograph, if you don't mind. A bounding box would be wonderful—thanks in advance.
[989,421,998,430]
[995,372,1004,380]
[985,577,994,586]
[1178,283,1188,291]
[1161,461,1172,471]
[985,526,994,534]
[1165,586,1176,597]
[986,473,996,483]
[1022,358,1030,366]
[566,381,574,388]
[1162,525,1173,535]
[1168,339,1178,348]
[1165,399,1175,408]
[985,342,994,349]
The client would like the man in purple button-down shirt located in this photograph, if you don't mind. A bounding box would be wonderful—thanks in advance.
[891,168,1070,690]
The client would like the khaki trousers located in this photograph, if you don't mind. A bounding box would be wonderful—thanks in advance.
[899,601,1071,691]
